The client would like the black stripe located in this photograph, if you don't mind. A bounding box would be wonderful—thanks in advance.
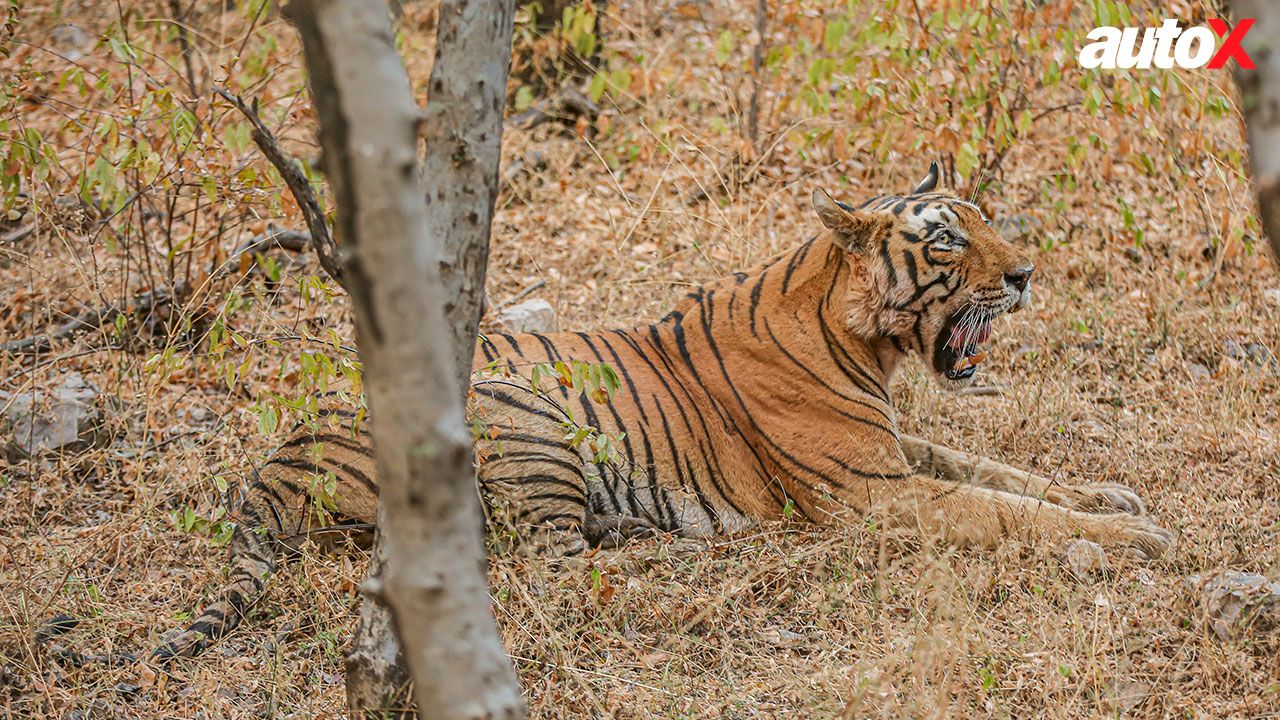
[484,452,584,479]
[499,333,527,358]
[473,383,565,423]
[666,311,769,513]
[780,238,815,295]
[483,474,586,497]
[576,332,654,523]
[523,511,580,527]
[613,328,735,525]
[761,319,896,430]
[523,491,589,506]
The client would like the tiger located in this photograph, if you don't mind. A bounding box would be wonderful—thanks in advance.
[153,164,1173,660]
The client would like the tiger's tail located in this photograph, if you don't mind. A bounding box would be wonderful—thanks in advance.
[152,471,287,662]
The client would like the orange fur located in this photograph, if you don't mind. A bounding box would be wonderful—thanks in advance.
[156,168,1171,660]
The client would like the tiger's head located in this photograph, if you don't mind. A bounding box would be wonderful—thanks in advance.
[813,163,1034,388]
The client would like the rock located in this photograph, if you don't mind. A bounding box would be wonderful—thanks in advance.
[49,23,93,62]
[994,214,1041,243]
[1101,679,1151,715]
[756,627,807,648]
[34,614,80,645]
[1061,538,1107,577]
[1224,339,1273,367]
[1245,343,1275,366]
[1186,571,1280,640]
[1225,338,1246,360]
[1185,362,1211,381]
[500,150,547,188]
[1,372,101,458]
[495,299,557,334]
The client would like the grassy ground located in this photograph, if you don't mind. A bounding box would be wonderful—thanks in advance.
[2,0,1278,717]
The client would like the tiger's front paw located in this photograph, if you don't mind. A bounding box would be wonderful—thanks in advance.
[1076,512,1174,561]
[1049,482,1146,516]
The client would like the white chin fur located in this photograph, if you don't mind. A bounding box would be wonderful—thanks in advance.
[1012,288,1031,312]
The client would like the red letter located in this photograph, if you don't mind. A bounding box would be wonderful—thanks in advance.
[1208,18,1255,69]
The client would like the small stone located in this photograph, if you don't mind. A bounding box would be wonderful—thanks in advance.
[1225,339,1275,367]
[49,23,93,62]
[1,372,101,458]
[495,299,557,334]
[1185,362,1211,381]
[1061,538,1107,577]
[1186,571,1280,640]
[1245,343,1275,367]
[181,405,215,425]
[756,627,806,648]
[34,615,79,645]
[1224,338,1246,360]
[1102,679,1151,715]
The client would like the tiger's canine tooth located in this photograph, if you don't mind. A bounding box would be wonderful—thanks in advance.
[953,351,988,372]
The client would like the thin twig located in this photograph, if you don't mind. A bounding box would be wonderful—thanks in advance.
[212,87,345,287]
[956,385,1004,397]
[1,223,34,244]
[745,0,767,150]
[1,227,310,357]
[224,226,311,268]
[492,279,545,311]
[166,0,199,97]
[508,654,674,695]
[0,287,179,356]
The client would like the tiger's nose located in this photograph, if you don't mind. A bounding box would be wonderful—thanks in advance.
[1005,264,1034,293]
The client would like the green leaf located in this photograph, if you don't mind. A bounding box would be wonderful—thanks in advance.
[715,30,734,64]
[258,405,279,436]
[588,72,607,103]
[1016,109,1032,136]
[955,142,979,179]
[514,85,534,111]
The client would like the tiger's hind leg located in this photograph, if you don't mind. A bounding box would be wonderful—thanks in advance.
[582,514,657,549]
[478,437,593,557]
[899,434,1146,516]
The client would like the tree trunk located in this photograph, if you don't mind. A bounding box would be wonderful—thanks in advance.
[1232,3,1280,266]
[288,2,524,720]
[426,0,517,388]
[344,514,412,718]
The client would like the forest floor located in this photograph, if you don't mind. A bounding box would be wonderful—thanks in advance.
[2,0,1279,718]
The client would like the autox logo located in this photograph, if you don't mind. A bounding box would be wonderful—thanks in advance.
[1077,18,1255,70]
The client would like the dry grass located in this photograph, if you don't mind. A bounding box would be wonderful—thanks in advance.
[3,0,1279,718]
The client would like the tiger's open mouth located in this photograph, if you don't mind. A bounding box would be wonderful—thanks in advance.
[935,308,996,381]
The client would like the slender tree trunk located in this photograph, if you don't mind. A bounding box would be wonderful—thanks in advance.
[288,2,524,720]
[1232,3,1280,266]
[344,515,412,717]
[427,0,517,387]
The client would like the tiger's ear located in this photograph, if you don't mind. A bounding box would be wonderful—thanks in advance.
[911,161,940,194]
[812,189,890,252]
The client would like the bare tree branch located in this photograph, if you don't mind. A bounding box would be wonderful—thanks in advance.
[213,86,347,286]
[1,223,34,244]
[0,227,310,357]
[745,0,767,149]
[0,286,183,355]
